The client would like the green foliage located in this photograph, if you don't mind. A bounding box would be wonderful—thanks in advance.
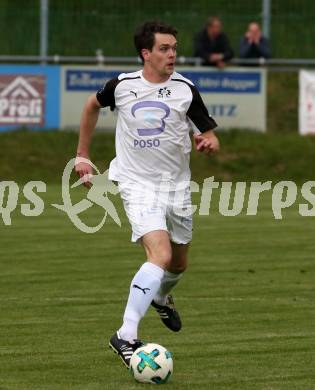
[1,0,315,57]
[267,72,298,133]
[1,127,314,184]
[191,131,315,183]
[0,0,39,55]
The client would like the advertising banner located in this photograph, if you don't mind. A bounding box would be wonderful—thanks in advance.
[182,69,266,131]
[0,65,60,132]
[299,70,315,135]
[60,67,120,131]
[60,66,266,132]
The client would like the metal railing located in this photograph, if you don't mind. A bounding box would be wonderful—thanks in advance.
[1,55,315,70]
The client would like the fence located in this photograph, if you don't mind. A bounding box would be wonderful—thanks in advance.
[1,0,314,59]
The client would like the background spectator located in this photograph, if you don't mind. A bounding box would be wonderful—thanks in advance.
[240,22,271,61]
[194,16,234,68]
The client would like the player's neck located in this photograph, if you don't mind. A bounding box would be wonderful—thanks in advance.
[142,67,171,84]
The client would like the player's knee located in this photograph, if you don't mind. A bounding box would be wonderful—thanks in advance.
[155,249,172,269]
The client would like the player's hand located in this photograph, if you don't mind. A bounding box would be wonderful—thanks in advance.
[74,156,94,188]
[194,131,220,154]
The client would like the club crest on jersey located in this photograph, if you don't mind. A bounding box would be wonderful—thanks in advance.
[158,87,171,98]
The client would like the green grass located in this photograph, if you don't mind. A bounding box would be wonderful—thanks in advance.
[1,130,315,388]
[267,72,298,134]
[1,186,315,389]
[1,129,315,184]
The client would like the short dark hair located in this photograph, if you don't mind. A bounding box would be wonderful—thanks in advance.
[134,21,178,62]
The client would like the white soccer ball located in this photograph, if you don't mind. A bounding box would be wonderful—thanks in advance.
[130,343,173,384]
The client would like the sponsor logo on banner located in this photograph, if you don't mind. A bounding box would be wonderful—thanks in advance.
[181,71,261,93]
[207,104,237,117]
[66,70,121,91]
[65,69,261,94]
[0,75,45,125]
[66,69,261,93]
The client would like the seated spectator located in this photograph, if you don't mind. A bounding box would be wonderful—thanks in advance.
[194,16,234,68]
[240,22,271,61]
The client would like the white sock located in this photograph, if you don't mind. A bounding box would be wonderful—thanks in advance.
[119,262,165,342]
[154,270,183,306]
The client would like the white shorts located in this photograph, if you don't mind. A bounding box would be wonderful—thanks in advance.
[119,183,193,244]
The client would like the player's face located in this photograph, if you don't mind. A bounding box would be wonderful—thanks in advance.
[143,33,177,77]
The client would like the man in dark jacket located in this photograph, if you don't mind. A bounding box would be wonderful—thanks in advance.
[240,22,271,61]
[194,16,234,68]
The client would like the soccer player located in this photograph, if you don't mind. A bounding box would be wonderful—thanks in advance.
[75,21,219,368]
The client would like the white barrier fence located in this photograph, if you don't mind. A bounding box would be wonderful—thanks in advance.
[299,70,315,135]
[60,66,266,132]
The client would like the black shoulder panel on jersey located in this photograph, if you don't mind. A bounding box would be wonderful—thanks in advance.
[96,77,119,111]
[171,78,217,132]
[96,76,141,111]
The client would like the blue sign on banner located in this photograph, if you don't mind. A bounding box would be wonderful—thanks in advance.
[0,65,60,131]
[66,70,122,91]
[65,69,261,94]
[181,71,261,93]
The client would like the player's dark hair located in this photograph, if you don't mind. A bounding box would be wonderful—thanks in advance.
[134,21,178,62]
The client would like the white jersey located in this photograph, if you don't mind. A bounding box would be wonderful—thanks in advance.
[96,70,217,189]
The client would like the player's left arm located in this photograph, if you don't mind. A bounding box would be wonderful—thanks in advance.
[186,85,220,154]
[194,129,220,154]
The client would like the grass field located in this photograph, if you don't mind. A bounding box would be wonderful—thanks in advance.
[1,184,315,389]
[1,129,315,184]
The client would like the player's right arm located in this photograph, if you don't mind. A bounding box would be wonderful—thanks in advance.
[77,94,102,158]
[75,94,102,186]
[75,77,118,186]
